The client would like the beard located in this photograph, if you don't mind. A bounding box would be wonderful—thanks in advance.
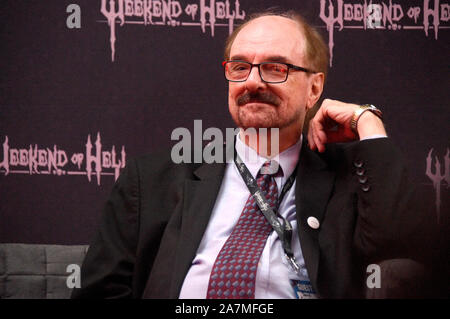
[231,91,302,130]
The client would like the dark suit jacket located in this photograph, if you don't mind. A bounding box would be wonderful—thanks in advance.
[72,138,431,299]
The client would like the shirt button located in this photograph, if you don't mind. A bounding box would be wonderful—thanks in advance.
[307,217,320,229]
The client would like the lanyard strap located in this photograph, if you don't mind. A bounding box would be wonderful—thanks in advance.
[234,152,301,273]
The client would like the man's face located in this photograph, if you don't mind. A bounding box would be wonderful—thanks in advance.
[228,16,321,135]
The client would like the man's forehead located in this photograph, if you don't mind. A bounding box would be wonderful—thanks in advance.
[230,15,306,62]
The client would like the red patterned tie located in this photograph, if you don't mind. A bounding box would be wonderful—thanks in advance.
[206,161,279,299]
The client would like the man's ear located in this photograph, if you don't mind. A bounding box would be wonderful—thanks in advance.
[306,72,325,110]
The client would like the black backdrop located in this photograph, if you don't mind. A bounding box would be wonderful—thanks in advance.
[0,1,448,250]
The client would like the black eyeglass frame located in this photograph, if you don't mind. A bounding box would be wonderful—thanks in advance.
[222,60,317,84]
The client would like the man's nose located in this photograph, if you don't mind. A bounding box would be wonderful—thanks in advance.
[245,65,265,91]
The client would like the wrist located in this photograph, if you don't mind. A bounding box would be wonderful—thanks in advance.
[350,104,386,139]
[357,111,387,139]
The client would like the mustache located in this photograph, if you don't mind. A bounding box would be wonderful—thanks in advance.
[237,91,281,107]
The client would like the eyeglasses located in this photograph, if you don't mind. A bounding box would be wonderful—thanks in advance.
[222,60,316,84]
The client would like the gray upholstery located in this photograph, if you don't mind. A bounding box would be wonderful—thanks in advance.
[0,244,88,299]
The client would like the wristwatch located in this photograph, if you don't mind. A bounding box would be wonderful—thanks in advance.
[350,104,383,134]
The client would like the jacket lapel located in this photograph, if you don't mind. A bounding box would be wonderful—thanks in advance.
[169,143,234,298]
[295,141,335,294]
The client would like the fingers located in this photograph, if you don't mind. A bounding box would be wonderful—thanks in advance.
[308,106,327,153]
[308,99,359,152]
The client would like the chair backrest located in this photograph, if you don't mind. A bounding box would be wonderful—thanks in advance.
[0,243,88,299]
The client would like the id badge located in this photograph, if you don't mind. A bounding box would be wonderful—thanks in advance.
[292,280,317,299]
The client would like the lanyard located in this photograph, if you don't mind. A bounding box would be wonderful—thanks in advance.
[234,152,302,274]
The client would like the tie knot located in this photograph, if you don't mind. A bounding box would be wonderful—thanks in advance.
[259,160,281,176]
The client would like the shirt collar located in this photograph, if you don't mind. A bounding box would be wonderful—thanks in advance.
[235,133,302,183]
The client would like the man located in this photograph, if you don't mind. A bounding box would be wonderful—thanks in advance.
[72,10,431,299]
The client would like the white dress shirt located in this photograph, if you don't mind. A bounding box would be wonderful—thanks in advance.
[179,135,309,298]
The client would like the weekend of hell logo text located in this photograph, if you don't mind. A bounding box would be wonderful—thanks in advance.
[99,0,449,64]
[319,0,450,66]
[100,0,246,61]
[426,148,450,223]
[0,133,126,186]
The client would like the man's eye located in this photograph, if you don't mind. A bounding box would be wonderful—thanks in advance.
[232,64,248,71]
[269,64,286,73]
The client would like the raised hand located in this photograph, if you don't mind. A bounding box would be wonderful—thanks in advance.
[308,99,386,152]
